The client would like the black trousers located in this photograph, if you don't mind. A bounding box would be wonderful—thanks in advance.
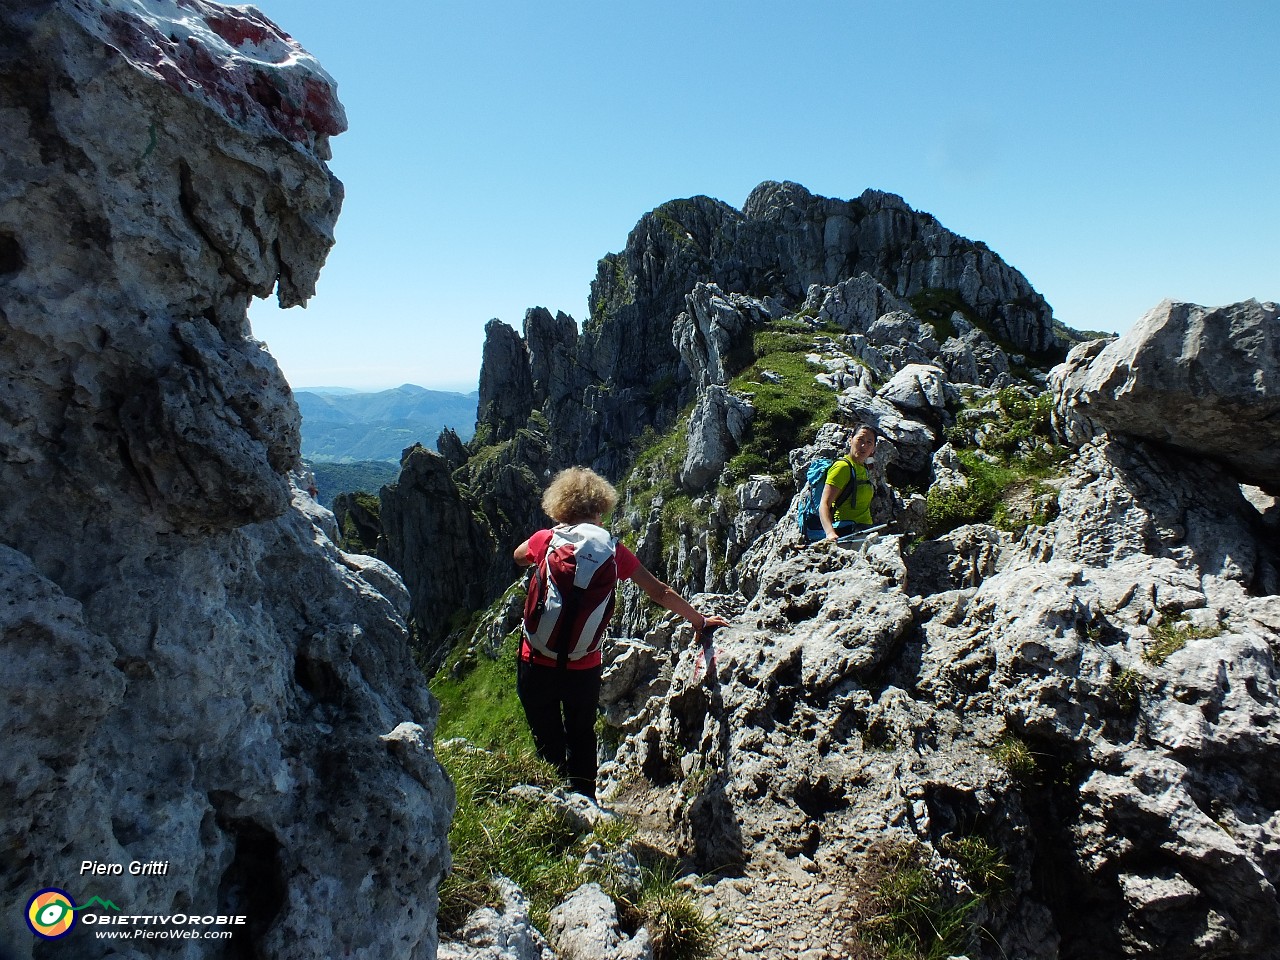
[516,657,603,799]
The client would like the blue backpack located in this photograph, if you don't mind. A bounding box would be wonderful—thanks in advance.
[795,456,857,534]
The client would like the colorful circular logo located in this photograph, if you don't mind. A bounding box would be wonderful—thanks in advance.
[26,888,77,939]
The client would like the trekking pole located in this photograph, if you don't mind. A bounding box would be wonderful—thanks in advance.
[835,522,892,543]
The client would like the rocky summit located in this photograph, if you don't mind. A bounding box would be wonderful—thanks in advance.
[0,2,450,958]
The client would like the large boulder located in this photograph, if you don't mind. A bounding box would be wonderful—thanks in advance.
[819,272,912,332]
[679,385,755,490]
[0,2,451,957]
[1052,299,1280,493]
[877,363,952,414]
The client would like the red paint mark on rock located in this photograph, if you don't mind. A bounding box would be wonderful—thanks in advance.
[91,0,345,154]
[204,8,282,50]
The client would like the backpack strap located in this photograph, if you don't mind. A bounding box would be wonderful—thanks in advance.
[553,524,578,670]
[829,456,862,512]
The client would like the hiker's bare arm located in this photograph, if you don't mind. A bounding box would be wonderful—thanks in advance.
[513,539,534,567]
[819,483,841,541]
[630,564,729,633]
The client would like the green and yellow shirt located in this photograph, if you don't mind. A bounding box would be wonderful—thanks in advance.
[825,456,874,526]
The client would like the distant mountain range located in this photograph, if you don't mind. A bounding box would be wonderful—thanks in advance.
[296,384,476,463]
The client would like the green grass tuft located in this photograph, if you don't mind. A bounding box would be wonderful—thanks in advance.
[1143,615,1223,665]
[624,867,720,960]
[437,743,579,932]
[856,842,979,960]
[943,835,1009,893]
[1110,667,1146,713]
[989,737,1038,780]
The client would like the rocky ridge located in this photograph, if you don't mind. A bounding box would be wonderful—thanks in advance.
[1,2,450,957]
[413,168,1278,960]
[516,180,1062,478]
[386,182,1069,655]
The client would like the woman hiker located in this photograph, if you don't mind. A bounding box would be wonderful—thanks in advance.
[513,466,729,799]
[810,424,879,542]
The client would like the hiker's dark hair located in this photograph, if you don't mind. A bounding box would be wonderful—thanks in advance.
[850,423,880,442]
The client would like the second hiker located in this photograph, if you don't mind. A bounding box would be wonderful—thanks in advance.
[807,424,879,542]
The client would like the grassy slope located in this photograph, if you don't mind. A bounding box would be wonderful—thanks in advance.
[430,628,533,753]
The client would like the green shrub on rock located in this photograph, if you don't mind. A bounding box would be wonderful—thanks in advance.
[926,387,1068,538]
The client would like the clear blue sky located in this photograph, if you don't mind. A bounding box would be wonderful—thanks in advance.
[246,0,1278,392]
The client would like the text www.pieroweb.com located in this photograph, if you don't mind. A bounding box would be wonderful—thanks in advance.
[94,928,234,940]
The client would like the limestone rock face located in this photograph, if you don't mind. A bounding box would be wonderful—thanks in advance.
[603,433,1280,959]
[1030,439,1270,584]
[877,363,952,414]
[0,3,450,957]
[379,445,498,652]
[1052,299,1280,493]
[333,489,383,552]
[476,318,535,445]
[939,325,1015,387]
[679,385,755,490]
[674,282,777,388]
[525,307,581,409]
[819,272,912,332]
[741,182,1060,356]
